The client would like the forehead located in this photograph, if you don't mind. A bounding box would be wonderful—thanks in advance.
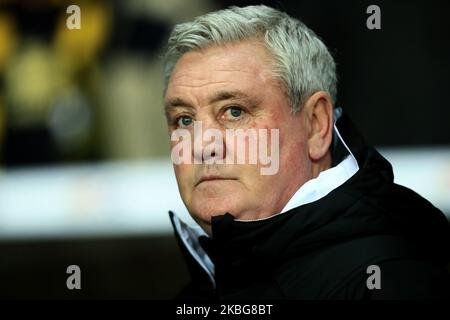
[165,40,280,103]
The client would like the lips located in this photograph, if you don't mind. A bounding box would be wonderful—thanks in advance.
[196,175,236,186]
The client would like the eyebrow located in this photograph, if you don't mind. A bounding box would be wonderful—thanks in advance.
[165,97,193,109]
[210,90,249,104]
[164,89,256,111]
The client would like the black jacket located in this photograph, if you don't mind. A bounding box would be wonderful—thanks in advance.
[170,112,450,300]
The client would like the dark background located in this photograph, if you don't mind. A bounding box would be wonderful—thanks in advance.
[0,0,448,299]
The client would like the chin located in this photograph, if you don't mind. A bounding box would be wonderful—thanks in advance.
[190,196,241,225]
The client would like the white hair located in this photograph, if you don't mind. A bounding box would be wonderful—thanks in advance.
[163,5,337,112]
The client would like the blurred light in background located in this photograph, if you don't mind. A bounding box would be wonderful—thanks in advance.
[0,159,191,239]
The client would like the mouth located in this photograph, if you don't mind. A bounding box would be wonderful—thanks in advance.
[196,175,237,186]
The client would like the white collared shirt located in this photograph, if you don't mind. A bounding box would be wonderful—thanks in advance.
[280,154,358,213]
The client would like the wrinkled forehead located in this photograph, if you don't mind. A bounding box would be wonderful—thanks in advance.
[165,41,282,105]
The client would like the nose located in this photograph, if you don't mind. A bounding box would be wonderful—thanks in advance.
[192,120,226,164]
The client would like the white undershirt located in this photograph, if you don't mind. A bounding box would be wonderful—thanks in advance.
[280,153,359,213]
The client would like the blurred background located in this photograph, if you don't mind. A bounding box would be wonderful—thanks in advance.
[0,0,449,299]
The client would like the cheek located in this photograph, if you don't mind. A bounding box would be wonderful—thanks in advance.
[280,142,304,165]
[174,165,194,190]
[280,138,310,180]
[276,118,309,169]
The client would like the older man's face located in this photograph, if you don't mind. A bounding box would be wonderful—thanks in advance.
[165,40,312,233]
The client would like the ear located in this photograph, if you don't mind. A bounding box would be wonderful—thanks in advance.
[302,91,334,161]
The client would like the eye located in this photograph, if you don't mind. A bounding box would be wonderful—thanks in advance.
[225,106,243,119]
[176,115,193,127]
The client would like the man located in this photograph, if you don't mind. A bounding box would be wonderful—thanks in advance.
[163,5,450,299]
